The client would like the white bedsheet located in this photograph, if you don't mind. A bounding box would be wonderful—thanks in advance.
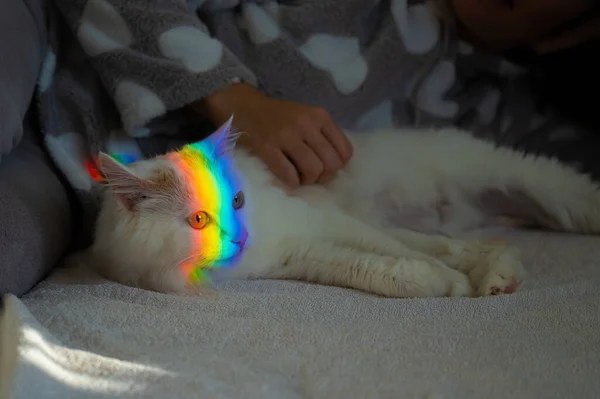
[2,229,600,398]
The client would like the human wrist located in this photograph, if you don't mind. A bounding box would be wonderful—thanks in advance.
[193,82,265,125]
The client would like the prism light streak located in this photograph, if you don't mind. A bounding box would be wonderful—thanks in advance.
[86,143,243,285]
[172,140,243,284]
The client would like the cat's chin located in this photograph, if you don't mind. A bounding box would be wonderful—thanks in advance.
[210,251,246,269]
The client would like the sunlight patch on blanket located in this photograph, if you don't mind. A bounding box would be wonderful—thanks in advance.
[2,296,173,399]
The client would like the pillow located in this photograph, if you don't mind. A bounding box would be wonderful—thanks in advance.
[0,0,47,161]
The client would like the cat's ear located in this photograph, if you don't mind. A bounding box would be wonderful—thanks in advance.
[98,152,154,211]
[204,115,239,158]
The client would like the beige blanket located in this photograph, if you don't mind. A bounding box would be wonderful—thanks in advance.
[2,228,600,399]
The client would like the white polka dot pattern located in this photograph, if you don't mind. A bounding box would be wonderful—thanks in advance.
[77,0,133,56]
[391,0,439,55]
[114,81,167,133]
[158,26,224,73]
[242,3,281,44]
[299,34,368,95]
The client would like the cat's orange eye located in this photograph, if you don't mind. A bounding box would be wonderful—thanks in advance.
[187,211,210,230]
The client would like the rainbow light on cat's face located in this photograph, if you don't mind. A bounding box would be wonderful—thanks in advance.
[169,122,247,285]
[86,118,247,286]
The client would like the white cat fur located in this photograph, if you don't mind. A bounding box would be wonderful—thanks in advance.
[88,127,600,297]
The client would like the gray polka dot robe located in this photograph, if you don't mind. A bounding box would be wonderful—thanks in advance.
[37,0,597,244]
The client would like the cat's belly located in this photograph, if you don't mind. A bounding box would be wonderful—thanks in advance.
[339,187,487,236]
[367,189,448,234]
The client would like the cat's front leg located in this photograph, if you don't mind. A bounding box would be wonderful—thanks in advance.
[264,241,472,298]
[323,210,432,258]
[384,228,526,296]
[322,209,523,296]
[382,228,483,272]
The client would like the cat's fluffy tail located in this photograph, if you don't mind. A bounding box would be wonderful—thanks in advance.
[439,131,600,234]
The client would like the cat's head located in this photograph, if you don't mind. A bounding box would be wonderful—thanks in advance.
[93,118,248,292]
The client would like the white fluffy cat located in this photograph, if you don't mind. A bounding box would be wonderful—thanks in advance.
[87,119,600,297]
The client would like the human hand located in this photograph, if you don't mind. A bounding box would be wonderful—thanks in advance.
[534,13,600,53]
[198,83,353,188]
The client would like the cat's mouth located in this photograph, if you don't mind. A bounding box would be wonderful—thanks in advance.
[232,237,247,251]
[191,232,248,270]
[212,249,245,269]
[234,229,249,249]
[213,236,248,267]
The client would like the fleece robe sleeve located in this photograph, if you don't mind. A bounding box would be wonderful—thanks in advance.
[52,0,257,133]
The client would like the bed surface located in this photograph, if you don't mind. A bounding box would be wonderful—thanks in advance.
[2,228,600,399]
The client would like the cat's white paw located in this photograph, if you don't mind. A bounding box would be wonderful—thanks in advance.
[475,247,526,296]
[447,272,473,297]
[431,260,473,297]
[426,238,482,271]
[384,257,473,298]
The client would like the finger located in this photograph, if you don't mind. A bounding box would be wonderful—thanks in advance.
[535,15,600,53]
[321,117,353,163]
[316,167,337,185]
[303,131,343,183]
[262,148,301,188]
[283,140,324,185]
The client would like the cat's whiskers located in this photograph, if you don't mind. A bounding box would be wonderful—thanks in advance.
[175,253,203,269]
[178,250,213,270]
